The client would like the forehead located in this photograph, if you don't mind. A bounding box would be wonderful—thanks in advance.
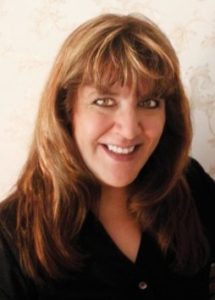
[79,79,155,98]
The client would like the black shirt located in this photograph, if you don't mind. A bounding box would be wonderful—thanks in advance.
[0,159,215,299]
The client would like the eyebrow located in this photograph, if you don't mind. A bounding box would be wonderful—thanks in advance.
[88,86,119,96]
[86,83,161,99]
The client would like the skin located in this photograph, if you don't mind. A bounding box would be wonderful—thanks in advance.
[73,81,166,262]
[73,82,166,190]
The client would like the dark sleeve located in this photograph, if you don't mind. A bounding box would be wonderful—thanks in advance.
[186,158,215,261]
[0,224,37,300]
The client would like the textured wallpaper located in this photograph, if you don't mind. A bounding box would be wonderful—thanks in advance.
[0,0,215,199]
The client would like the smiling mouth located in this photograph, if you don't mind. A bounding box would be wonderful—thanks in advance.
[103,144,137,155]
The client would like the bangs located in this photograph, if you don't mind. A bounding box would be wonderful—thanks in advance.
[80,33,177,98]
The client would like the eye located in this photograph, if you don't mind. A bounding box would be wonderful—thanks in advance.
[93,98,115,107]
[138,98,161,109]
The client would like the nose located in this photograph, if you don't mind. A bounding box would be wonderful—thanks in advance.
[114,107,142,140]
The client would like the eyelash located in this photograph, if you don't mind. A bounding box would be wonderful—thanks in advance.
[93,98,162,109]
[138,99,161,109]
[93,98,114,107]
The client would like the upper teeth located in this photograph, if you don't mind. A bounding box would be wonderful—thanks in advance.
[107,144,135,154]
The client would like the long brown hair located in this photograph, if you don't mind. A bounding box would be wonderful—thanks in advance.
[0,13,208,281]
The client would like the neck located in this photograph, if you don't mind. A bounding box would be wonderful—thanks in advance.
[97,186,130,221]
[96,185,141,264]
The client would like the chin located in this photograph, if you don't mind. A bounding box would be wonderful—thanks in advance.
[102,176,137,188]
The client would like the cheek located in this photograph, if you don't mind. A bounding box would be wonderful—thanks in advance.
[73,112,111,144]
[142,115,166,139]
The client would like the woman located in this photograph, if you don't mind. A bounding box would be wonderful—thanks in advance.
[0,13,214,300]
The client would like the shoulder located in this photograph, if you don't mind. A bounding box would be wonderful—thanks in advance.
[186,157,215,189]
[0,197,19,262]
[185,157,215,212]
[0,196,18,260]
[185,157,215,257]
[0,198,37,299]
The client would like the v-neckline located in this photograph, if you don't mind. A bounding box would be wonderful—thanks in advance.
[85,211,144,266]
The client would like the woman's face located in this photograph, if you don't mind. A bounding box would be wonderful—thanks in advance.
[73,82,166,188]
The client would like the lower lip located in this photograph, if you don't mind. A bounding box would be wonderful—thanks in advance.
[101,144,139,162]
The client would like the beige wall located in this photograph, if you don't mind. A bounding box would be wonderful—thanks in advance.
[0,0,215,199]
